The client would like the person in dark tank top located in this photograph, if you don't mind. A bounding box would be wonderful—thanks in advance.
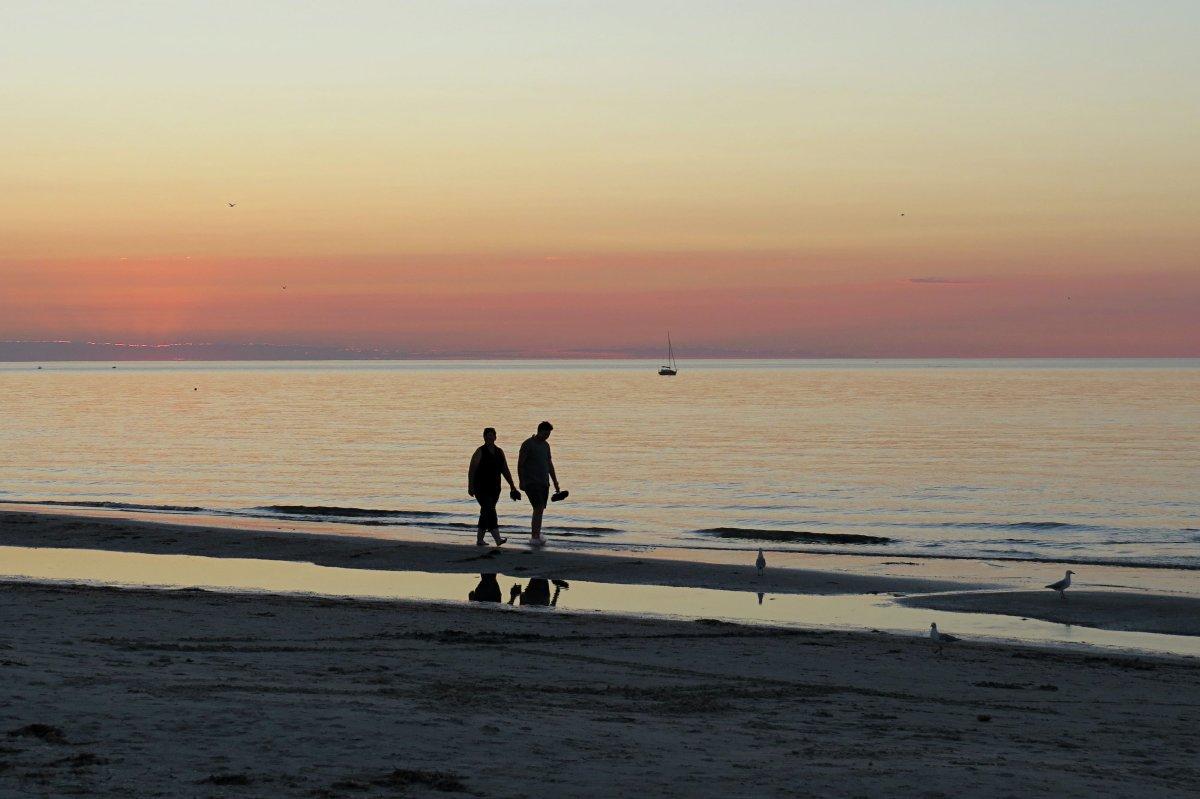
[468,427,520,546]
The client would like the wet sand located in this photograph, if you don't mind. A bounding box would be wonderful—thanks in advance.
[0,510,979,596]
[2,579,1198,798]
[3,509,1197,640]
[902,590,1200,637]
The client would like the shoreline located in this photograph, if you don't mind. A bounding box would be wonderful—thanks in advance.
[5,499,1198,572]
[0,508,981,597]
[2,508,1199,644]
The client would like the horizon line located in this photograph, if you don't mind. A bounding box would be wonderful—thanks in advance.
[2,339,1199,361]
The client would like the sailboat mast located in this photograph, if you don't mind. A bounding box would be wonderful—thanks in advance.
[658,332,678,374]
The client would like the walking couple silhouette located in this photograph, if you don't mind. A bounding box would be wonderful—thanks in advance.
[467,421,566,548]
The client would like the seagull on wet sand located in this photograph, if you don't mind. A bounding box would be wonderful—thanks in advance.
[755,549,766,577]
[227,202,237,207]
[929,623,958,643]
[1046,570,1075,600]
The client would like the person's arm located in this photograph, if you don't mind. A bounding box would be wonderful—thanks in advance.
[548,447,560,492]
[499,451,517,490]
[516,442,527,489]
[467,448,481,496]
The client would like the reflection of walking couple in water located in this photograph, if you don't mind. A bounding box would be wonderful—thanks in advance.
[468,573,570,606]
[467,421,564,547]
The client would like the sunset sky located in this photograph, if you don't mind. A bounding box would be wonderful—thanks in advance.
[2,1,1197,358]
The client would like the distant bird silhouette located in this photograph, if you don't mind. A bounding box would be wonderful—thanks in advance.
[899,212,905,216]
[1046,570,1075,600]
[755,549,766,577]
[929,623,958,643]
[281,286,287,290]
[227,202,237,207]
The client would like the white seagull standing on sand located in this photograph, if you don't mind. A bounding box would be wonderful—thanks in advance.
[755,549,766,577]
[929,623,958,643]
[1046,570,1075,600]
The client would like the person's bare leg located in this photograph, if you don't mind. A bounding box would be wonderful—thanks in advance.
[491,528,507,546]
[531,507,544,539]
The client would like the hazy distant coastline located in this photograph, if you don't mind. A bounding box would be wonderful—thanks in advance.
[5,340,1200,362]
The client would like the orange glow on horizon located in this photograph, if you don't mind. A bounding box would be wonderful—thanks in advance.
[2,255,1196,357]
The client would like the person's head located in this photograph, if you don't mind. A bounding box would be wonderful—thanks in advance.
[482,427,496,444]
[536,420,553,440]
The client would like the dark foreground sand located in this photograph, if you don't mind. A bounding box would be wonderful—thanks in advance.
[2,580,1198,799]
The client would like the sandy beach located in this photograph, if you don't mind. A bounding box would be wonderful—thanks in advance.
[2,578,1198,798]
[1,509,1199,796]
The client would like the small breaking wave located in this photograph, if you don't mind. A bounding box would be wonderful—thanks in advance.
[544,526,622,537]
[0,499,207,513]
[252,505,452,519]
[250,505,620,536]
[551,525,622,534]
[943,521,1108,533]
[697,527,891,545]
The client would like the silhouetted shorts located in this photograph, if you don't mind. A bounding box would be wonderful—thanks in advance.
[525,486,549,510]
[476,492,499,531]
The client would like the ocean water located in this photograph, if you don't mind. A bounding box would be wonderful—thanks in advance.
[1,360,1197,568]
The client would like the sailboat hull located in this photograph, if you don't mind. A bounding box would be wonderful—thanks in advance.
[658,367,677,376]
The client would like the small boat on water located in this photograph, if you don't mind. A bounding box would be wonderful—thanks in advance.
[658,333,678,376]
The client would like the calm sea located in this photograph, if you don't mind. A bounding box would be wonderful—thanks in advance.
[1,360,1197,568]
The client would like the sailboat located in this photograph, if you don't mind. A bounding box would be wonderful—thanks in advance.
[658,333,678,376]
